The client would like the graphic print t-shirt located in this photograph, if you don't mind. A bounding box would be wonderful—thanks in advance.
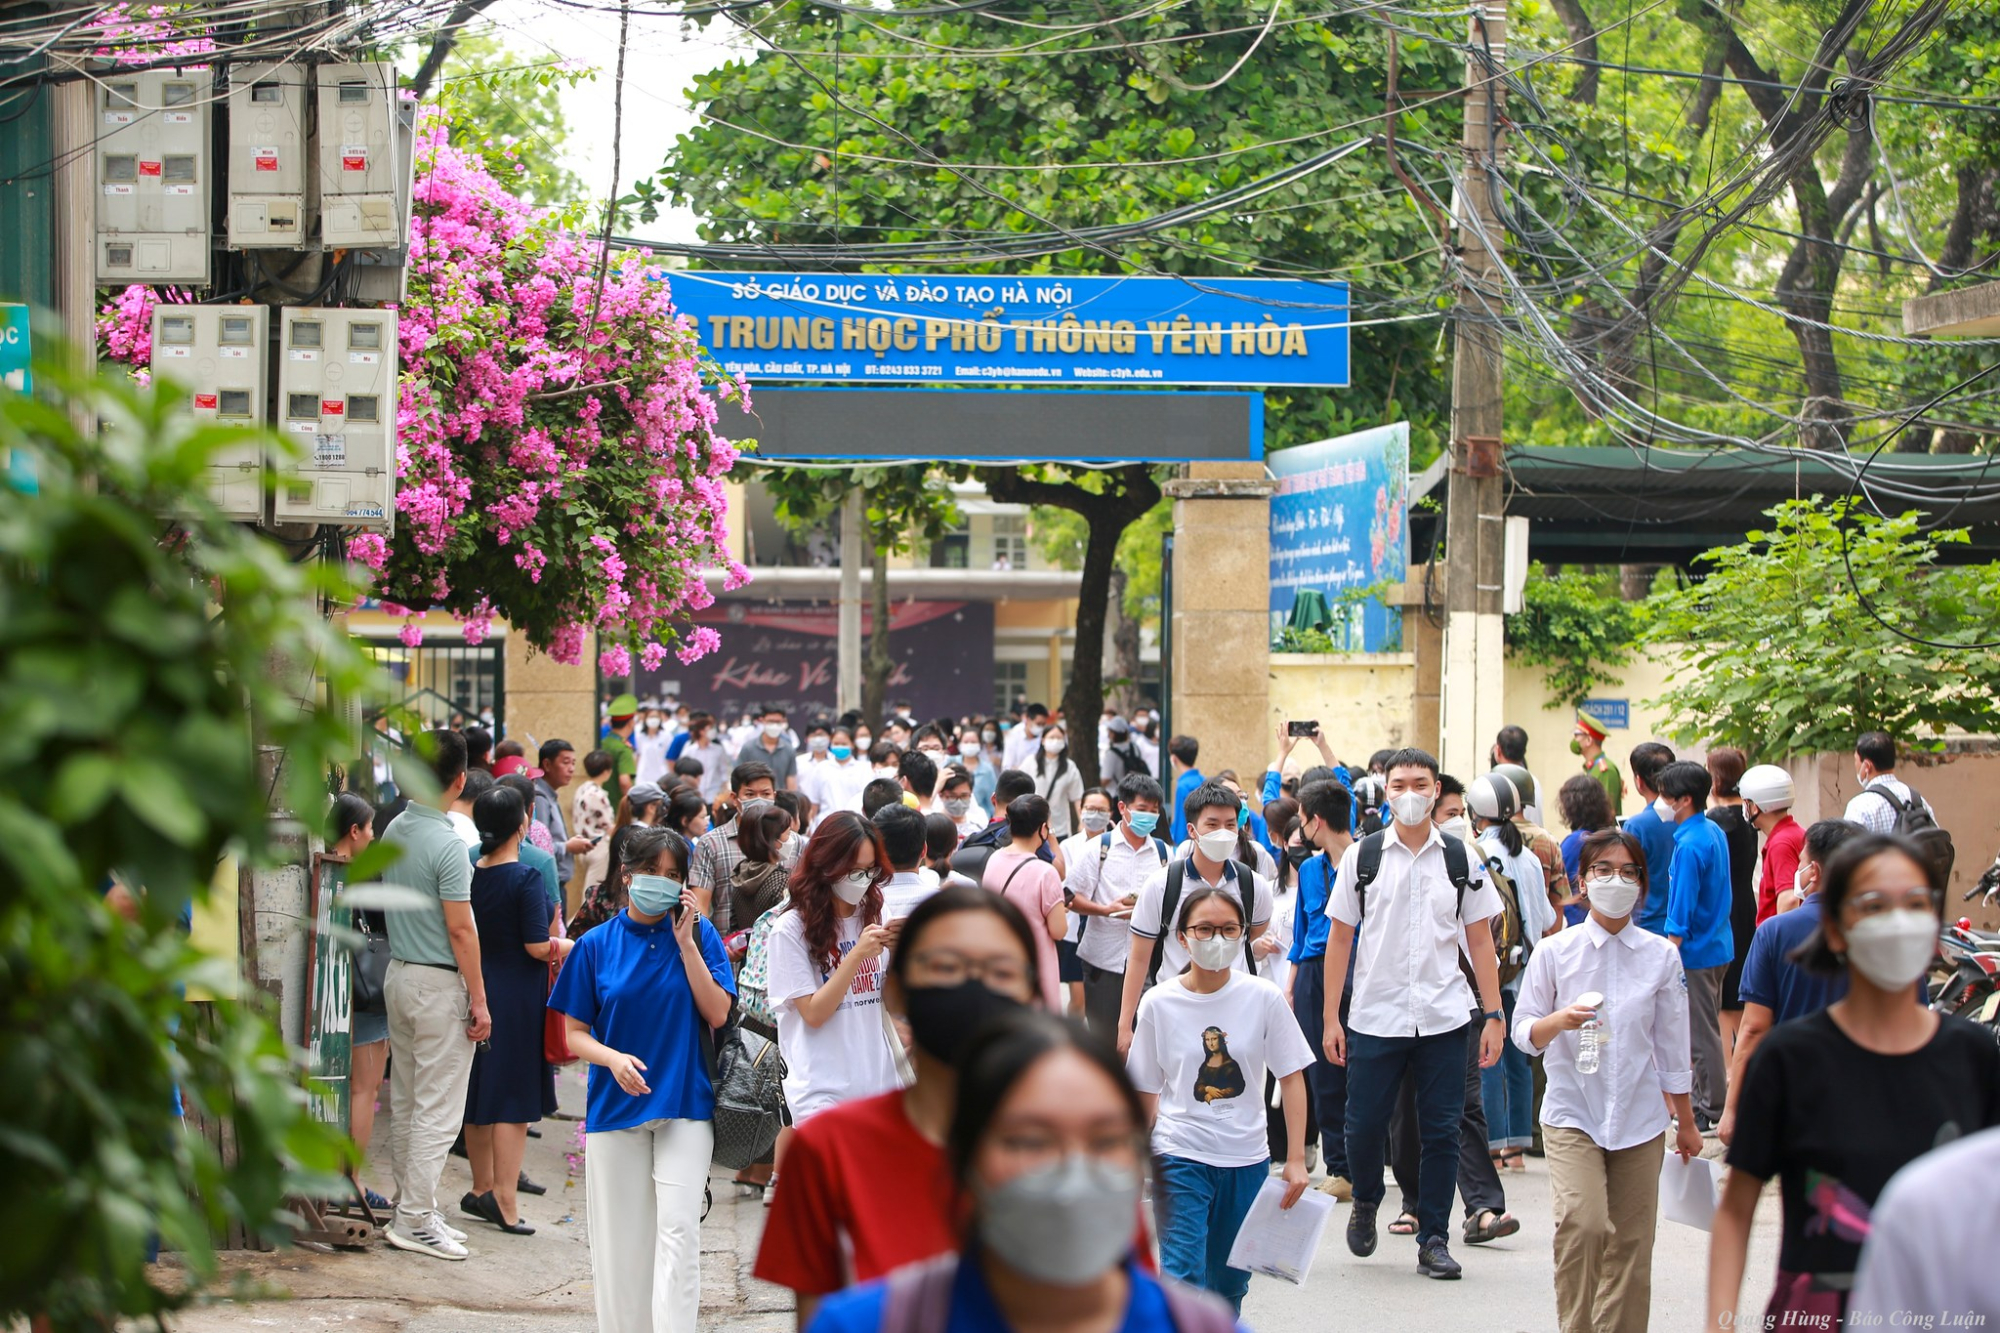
[1126,971,1315,1168]
[1727,1009,2000,1280]
[767,909,901,1122]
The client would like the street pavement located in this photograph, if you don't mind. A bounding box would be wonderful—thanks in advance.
[166,1065,1780,1332]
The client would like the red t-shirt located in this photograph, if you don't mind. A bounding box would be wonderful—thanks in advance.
[755,1090,959,1296]
[1756,815,1806,925]
[753,1088,1157,1298]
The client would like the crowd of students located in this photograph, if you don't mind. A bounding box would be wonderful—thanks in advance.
[333,700,1996,1332]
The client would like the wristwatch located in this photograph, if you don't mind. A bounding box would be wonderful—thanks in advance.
[1482,1009,1503,1023]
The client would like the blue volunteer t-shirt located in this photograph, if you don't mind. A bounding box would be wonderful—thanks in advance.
[549,908,737,1134]
[807,1257,1239,1333]
[1627,804,1678,937]
[1736,896,1847,1024]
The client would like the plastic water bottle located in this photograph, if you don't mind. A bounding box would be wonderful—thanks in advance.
[1574,991,1605,1076]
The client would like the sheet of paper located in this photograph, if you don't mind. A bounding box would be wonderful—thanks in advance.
[1659,1152,1721,1231]
[1224,1177,1335,1285]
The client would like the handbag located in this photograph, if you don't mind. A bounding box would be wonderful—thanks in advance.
[545,908,579,1066]
[352,912,392,1015]
[708,1022,788,1171]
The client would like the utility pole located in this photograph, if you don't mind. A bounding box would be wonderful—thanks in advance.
[838,487,862,713]
[1440,0,1508,782]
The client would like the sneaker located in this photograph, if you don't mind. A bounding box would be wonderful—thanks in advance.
[385,1217,468,1260]
[429,1211,468,1243]
[1304,1144,1320,1175]
[1346,1200,1379,1257]
[1318,1174,1354,1202]
[1417,1237,1463,1280]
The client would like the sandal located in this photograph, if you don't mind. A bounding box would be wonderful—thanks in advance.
[1464,1209,1521,1245]
[1386,1212,1419,1236]
[1500,1149,1527,1173]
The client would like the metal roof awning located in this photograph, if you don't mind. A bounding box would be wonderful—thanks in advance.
[704,566,1084,601]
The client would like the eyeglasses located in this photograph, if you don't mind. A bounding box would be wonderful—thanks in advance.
[1584,866,1641,887]
[1185,923,1244,942]
[1846,887,1940,918]
[909,948,1029,992]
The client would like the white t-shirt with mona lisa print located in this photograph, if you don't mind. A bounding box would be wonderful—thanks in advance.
[1126,969,1315,1168]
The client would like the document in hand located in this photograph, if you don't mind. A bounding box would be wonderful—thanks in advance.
[1224,1178,1336,1285]
[1659,1152,1722,1231]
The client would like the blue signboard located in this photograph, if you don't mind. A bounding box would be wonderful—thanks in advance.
[663,271,1349,388]
[1268,422,1409,652]
[1581,698,1630,730]
[2,303,34,494]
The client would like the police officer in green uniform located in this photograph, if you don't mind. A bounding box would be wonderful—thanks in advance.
[1570,706,1623,815]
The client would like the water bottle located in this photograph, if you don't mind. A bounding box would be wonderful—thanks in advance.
[1574,990,1605,1076]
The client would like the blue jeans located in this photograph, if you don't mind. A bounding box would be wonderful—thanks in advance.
[1290,954,1349,1176]
[1346,1023,1470,1245]
[1154,1155,1267,1312]
[1480,989,1534,1150]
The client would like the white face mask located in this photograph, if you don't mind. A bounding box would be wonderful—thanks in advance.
[1195,828,1239,862]
[1388,791,1435,827]
[1652,795,1677,823]
[832,869,874,905]
[808,735,829,753]
[1080,810,1112,834]
[959,739,981,757]
[1586,871,1642,920]
[1436,815,1470,843]
[1042,735,1065,755]
[1843,910,1937,990]
[1793,865,1811,898]
[1186,933,1239,972]
[762,722,785,739]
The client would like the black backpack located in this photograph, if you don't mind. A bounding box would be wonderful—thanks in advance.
[1070,830,1169,947]
[1869,783,1956,886]
[1350,827,1473,921]
[1144,856,1259,988]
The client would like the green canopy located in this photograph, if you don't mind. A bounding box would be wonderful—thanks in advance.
[1286,589,1333,634]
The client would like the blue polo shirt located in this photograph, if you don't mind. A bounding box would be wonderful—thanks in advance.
[549,908,736,1134]
[1627,804,1678,937]
[1290,849,1337,964]
[1736,895,1847,1023]
[1170,767,1205,844]
[1664,810,1734,971]
[807,1257,1238,1333]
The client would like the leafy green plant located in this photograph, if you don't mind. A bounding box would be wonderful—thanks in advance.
[1643,500,2000,758]
[0,367,369,1327]
[1505,567,1646,709]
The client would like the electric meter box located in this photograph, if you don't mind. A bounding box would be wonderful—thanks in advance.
[226,63,309,248]
[150,304,270,521]
[97,69,212,285]
[316,63,403,248]
[274,307,397,531]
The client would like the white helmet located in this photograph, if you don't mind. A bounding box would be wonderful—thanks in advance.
[1467,772,1522,823]
[1739,764,1794,812]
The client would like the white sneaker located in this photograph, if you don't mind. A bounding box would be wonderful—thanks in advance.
[429,1211,469,1244]
[385,1216,468,1260]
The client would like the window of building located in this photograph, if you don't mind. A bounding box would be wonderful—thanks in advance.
[993,661,1029,718]
[990,514,1028,570]
[930,531,970,569]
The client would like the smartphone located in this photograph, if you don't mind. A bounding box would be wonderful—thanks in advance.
[1287,720,1319,738]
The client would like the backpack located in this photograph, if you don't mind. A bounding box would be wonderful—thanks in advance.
[1072,830,1171,948]
[1350,827,1472,921]
[880,1255,1236,1333]
[1870,783,1956,886]
[707,1021,788,1171]
[736,903,785,1035]
[1478,845,1531,985]
[1144,856,1259,989]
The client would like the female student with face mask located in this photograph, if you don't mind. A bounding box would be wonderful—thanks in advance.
[1708,834,2000,1329]
[756,885,1040,1329]
[807,1012,1242,1333]
[1513,828,1699,1333]
[550,824,735,1332]
[1126,888,1315,1314]
[1034,722,1085,839]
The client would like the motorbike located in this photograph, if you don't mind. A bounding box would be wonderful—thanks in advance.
[1930,855,2000,1035]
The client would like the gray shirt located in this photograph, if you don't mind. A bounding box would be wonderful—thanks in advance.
[734,738,799,788]
[382,801,473,967]
[533,776,572,880]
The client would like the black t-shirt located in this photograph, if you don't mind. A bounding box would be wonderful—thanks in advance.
[1727,1009,2000,1279]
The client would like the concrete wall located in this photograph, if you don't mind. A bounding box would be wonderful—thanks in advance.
[1785,750,2000,917]
[504,628,598,834]
[1502,647,1691,819]
[1169,465,1273,784]
[1267,653,1419,775]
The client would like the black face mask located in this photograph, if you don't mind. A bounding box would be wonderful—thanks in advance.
[902,979,1026,1065]
[1285,845,1314,869]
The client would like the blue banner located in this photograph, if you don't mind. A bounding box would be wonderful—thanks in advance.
[664,271,1349,388]
[1268,423,1409,652]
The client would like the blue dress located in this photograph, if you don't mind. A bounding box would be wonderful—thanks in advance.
[464,860,554,1125]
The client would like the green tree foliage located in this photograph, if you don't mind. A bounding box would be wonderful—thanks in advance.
[1504,567,1644,709]
[0,369,370,1327]
[1643,500,2000,757]
[431,31,590,207]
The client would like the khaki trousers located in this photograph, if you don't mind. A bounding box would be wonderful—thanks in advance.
[1545,1125,1664,1333]
[384,960,475,1229]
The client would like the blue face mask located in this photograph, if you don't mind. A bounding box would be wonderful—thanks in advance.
[1237,804,1250,828]
[628,873,682,917]
[831,745,853,761]
[1126,810,1159,837]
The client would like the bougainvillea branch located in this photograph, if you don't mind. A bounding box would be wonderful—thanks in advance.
[100,106,750,668]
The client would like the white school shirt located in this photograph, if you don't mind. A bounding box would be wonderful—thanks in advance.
[1326,827,1503,1039]
[882,868,939,921]
[1129,857,1273,980]
[1510,916,1692,1151]
[1066,828,1171,973]
[634,726,674,786]
[1127,970,1316,1167]
[766,909,902,1124]
[1842,774,1934,836]
[1849,1125,2000,1321]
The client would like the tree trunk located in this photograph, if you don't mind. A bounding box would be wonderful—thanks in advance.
[862,539,890,727]
[1105,566,1143,714]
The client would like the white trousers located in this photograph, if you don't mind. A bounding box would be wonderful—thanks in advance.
[384,960,475,1229]
[585,1117,714,1333]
